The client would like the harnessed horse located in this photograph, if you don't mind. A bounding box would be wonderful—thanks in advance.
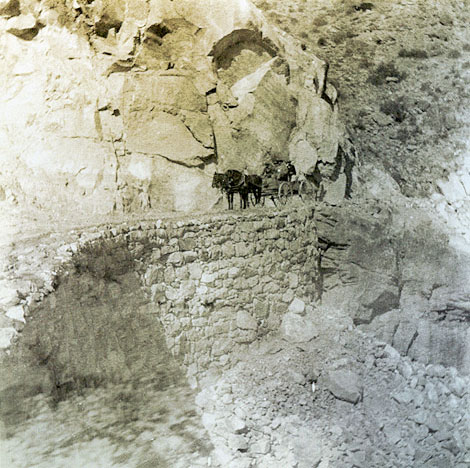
[212,170,250,209]
[246,174,262,205]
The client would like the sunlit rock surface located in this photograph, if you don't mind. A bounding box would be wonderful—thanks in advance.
[0,0,341,215]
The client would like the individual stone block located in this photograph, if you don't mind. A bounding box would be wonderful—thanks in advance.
[6,14,39,40]
[0,327,17,348]
[167,252,185,265]
[234,330,257,344]
[188,263,203,280]
[281,313,317,343]
[0,283,20,309]
[288,298,306,315]
[6,305,25,323]
[201,272,217,284]
[236,311,257,330]
[228,434,249,451]
[0,0,20,18]
[324,369,363,404]
[227,416,247,434]
[252,438,271,455]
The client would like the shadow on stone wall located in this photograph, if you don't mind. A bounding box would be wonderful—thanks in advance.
[315,199,470,375]
[0,205,319,421]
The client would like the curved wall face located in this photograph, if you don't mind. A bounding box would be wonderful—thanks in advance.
[138,210,318,386]
[1,208,319,396]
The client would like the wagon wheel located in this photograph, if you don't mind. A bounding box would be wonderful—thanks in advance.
[299,180,316,202]
[278,182,292,205]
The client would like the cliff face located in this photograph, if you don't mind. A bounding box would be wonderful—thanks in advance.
[254,0,470,230]
[248,0,470,376]
[0,0,344,215]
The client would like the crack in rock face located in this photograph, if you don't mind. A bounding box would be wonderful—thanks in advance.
[0,0,342,216]
[2,0,470,466]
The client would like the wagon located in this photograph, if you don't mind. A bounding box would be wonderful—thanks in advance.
[259,174,317,206]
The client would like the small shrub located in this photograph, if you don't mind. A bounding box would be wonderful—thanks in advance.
[353,109,368,131]
[462,61,470,69]
[317,37,327,47]
[420,82,432,93]
[448,49,461,59]
[396,127,410,143]
[331,31,348,45]
[354,2,374,11]
[360,57,373,69]
[398,48,428,59]
[429,45,445,56]
[438,13,454,26]
[463,43,470,52]
[347,39,370,57]
[312,16,328,27]
[380,98,407,122]
[367,62,405,85]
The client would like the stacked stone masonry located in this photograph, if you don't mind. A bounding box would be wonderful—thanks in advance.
[0,207,318,391]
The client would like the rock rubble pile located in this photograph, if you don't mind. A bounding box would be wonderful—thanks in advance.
[1,200,469,467]
[195,329,470,467]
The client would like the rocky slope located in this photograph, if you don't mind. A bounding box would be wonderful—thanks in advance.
[255,0,470,195]
[1,1,470,467]
[253,0,470,376]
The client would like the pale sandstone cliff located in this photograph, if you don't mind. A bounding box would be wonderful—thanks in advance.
[0,0,348,216]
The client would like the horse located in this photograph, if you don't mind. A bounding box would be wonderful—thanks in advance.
[212,170,250,209]
[246,174,262,205]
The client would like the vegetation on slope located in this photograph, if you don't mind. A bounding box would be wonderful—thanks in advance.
[254,0,470,197]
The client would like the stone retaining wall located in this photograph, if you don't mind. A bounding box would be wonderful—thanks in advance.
[0,206,319,393]
[138,209,318,385]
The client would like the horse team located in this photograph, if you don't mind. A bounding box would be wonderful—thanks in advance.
[212,161,297,210]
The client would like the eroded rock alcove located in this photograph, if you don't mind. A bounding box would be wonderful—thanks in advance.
[1,0,470,467]
[0,0,347,216]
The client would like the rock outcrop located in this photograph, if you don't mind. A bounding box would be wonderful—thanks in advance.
[315,198,470,375]
[0,0,343,216]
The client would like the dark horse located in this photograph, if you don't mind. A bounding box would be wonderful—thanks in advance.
[212,170,250,209]
[246,174,262,205]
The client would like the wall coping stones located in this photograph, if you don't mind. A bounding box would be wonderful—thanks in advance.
[0,204,317,358]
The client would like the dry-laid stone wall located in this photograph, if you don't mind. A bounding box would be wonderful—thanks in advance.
[139,209,318,386]
[0,206,318,395]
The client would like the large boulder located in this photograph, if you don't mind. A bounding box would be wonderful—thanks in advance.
[0,0,340,216]
[324,369,363,404]
[281,312,318,343]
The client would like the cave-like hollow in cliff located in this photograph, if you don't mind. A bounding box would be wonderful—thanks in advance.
[210,29,278,73]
